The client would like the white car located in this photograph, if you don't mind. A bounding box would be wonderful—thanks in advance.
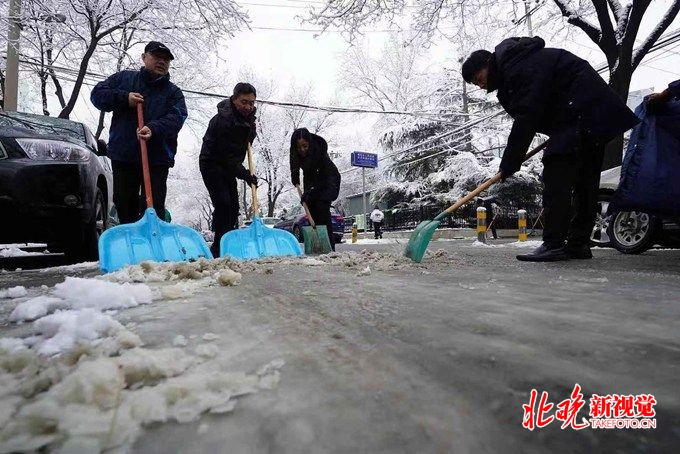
[241,217,280,229]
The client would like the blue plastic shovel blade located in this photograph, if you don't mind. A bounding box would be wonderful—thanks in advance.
[99,208,213,272]
[220,217,303,260]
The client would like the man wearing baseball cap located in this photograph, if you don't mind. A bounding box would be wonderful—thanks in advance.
[91,41,187,224]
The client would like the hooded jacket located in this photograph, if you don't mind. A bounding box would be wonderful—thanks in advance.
[199,99,257,179]
[91,68,187,166]
[290,129,341,202]
[487,36,640,176]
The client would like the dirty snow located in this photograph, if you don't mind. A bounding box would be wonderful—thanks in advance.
[10,278,152,324]
[505,240,543,248]
[0,340,284,452]
[0,286,27,299]
[357,266,372,276]
[0,247,42,258]
[53,277,153,310]
[172,335,188,347]
[32,309,127,356]
[353,238,401,245]
[39,261,99,273]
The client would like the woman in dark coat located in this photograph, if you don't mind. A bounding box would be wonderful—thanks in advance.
[290,128,341,251]
[200,83,259,257]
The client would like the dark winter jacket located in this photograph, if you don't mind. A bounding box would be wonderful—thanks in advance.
[199,99,257,180]
[91,68,187,167]
[668,79,680,99]
[290,129,341,202]
[487,37,640,177]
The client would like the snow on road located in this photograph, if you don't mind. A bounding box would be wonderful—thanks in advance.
[0,257,290,452]
[1,245,678,452]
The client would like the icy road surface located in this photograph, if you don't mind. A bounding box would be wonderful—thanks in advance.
[1,239,679,453]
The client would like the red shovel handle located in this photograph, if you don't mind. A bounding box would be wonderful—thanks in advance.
[137,103,153,209]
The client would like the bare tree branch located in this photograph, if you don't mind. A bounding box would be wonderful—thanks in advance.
[632,0,680,69]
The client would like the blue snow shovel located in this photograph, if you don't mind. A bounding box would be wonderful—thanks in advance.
[98,104,212,272]
[220,144,302,260]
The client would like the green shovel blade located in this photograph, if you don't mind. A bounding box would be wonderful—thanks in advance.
[404,219,441,263]
[302,225,332,255]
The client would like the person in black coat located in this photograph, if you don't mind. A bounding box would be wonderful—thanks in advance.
[462,36,639,262]
[290,128,341,251]
[200,83,259,257]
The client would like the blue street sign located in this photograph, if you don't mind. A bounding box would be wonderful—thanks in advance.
[351,151,378,168]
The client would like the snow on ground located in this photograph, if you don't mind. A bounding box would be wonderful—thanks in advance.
[0,286,27,299]
[0,247,44,258]
[353,238,402,245]
[39,261,99,273]
[469,239,542,248]
[0,257,285,452]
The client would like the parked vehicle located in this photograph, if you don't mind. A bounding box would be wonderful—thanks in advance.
[242,217,280,228]
[593,166,680,253]
[274,205,344,243]
[0,111,113,262]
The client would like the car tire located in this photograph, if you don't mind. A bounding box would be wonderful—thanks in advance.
[590,192,613,248]
[293,225,303,243]
[65,188,106,263]
[607,210,659,254]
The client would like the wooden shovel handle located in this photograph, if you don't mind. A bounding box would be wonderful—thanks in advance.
[442,140,549,217]
[137,104,153,209]
[247,143,259,216]
[296,185,317,228]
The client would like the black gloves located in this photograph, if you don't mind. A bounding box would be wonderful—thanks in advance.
[300,192,312,205]
[245,174,258,187]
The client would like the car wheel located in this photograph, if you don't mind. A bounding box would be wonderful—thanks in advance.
[590,193,613,247]
[65,188,106,263]
[293,225,303,243]
[607,210,659,254]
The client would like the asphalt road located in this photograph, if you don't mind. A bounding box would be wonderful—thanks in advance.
[1,239,679,453]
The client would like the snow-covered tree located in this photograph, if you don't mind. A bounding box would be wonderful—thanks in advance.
[3,0,248,119]
[552,0,680,168]
[307,0,680,169]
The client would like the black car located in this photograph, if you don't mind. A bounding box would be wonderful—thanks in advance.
[0,111,113,262]
[274,205,345,243]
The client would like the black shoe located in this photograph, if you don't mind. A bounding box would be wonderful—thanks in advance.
[516,244,569,262]
[565,243,593,259]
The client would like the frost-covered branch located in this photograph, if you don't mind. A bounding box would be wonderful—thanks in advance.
[552,0,602,45]
[606,0,622,21]
[632,0,680,70]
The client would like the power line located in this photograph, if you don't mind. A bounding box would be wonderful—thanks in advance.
[2,53,472,118]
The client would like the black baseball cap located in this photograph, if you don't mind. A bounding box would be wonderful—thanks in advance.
[144,41,174,60]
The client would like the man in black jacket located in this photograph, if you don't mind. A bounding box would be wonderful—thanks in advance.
[91,41,187,224]
[462,36,639,261]
[200,83,259,257]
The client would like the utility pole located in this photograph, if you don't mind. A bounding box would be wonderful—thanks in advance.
[4,0,21,111]
[362,167,367,226]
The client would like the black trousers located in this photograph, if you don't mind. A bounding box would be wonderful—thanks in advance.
[542,134,607,248]
[112,161,169,224]
[307,200,335,251]
[200,163,239,255]
[373,221,383,239]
